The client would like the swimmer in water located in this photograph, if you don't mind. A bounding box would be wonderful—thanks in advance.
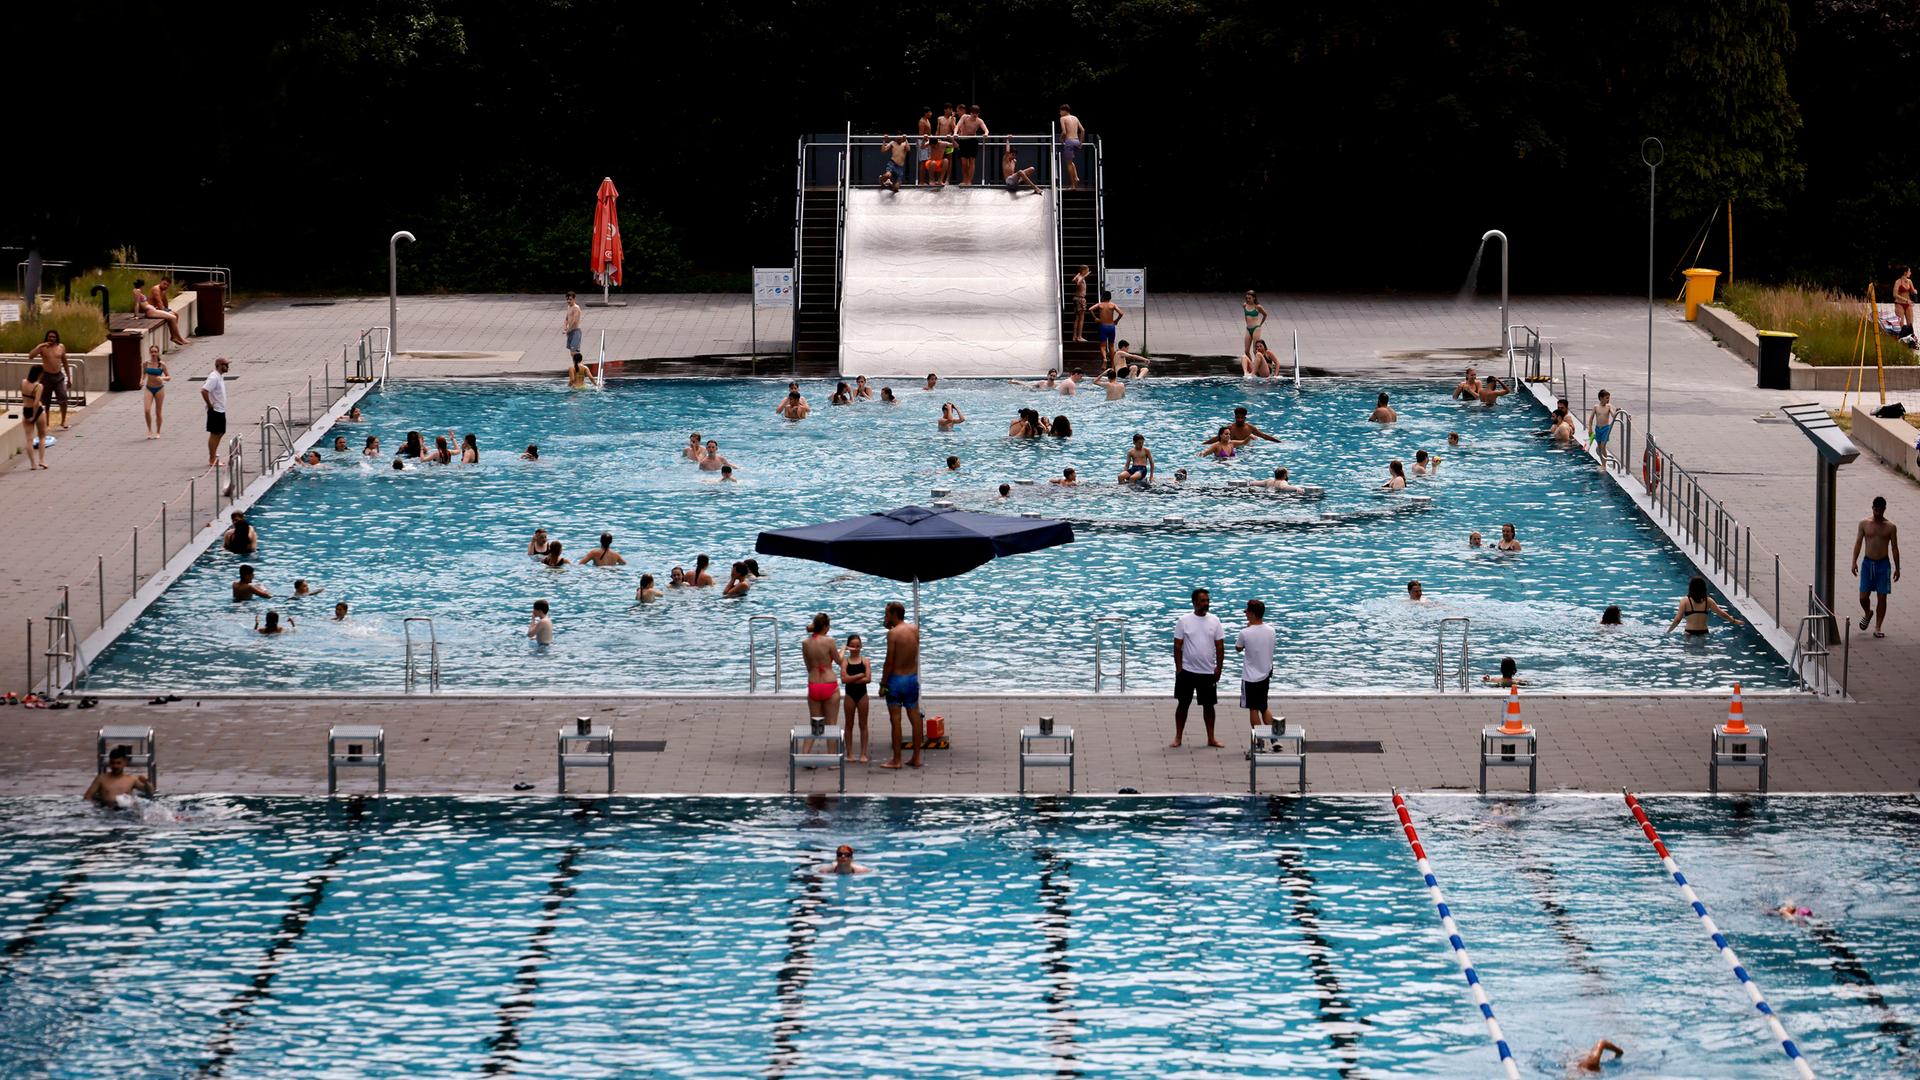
[83,746,153,807]
[1199,426,1237,459]
[1406,580,1424,602]
[1776,900,1813,921]
[292,579,322,597]
[1227,406,1281,447]
[1496,523,1522,551]
[939,402,966,430]
[528,599,555,644]
[998,483,1012,499]
[333,435,349,452]
[1448,431,1461,448]
[830,381,853,405]
[568,351,592,389]
[542,541,569,567]
[579,532,627,567]
[1600,605,1622,626]
[255,610,292,635]
[1412,449,1440,476]
[1254,466,1300,491]
[854,375,873,400]
[1665,575,1743,636]
[1010,369,1059,391]
[668,567,688,588]
[684,432,705,461]
[1573,1040,1623,1073]
[333,601,350,620]
[723,561,754,597]
[1369,392,1397,423]
[231,565,271,602]
[363,435,382,457]
[521,444,540,461]
[344,406,366,423]
[527,528,551,557]
[1469,531,1483,548]
[1050,467,1079,486]
[881,387,897,404]
[691,554,716,586]
[1382,459,1407,490]
[1481,655,1527,687]
[698,440,731,472]
[819,843,871,874]
[1452,367,1481,400]
[718,464,737,482]
[1477,376,1513,406]
[924,373,938,392]
[946,455,961,471]
[636,574,663,602]
[1119,433,1155,483]
[777,390,811,421]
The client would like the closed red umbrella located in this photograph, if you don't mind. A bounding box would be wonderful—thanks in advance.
[590,177,623,294]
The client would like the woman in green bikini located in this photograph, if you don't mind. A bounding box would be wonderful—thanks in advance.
[142,345,171,439]
[1242,290,1269,355]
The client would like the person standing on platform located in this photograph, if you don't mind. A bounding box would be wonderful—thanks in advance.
[1057,104,1085,189]
[202,355,230,468]
[1852,495,1901,638]
[1171,588,1226,749]
[955,104,989,185]
[563,292,583,357]
[915,106,933,184]
[1071,265,1091,342]
[1089,291,1124,369]
[879,133,912,192]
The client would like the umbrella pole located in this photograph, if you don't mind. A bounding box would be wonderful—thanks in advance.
[912,578,921,628]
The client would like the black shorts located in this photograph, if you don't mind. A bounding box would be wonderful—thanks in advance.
[206,408,227,435]
[956,137,979,160]
[1240,677,1270,711]
[1174,669,1218,707]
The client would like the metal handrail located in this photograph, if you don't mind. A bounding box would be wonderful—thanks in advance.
[403,616,441,692]
[1093,615,1128,691]
[1093,137,1107,287]
[791,136,805,324]
[1434,617,1470,691]
[259,405,295,473]
[1049,122,1064,367]
[17,260,232,301]
[834,150,848,368]
[0,357,89,408]
[1507,324,1541,383]
[747,615,782,692]
[1292,329,1302,386]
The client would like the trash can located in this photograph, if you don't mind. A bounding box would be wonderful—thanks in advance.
[1682,268,1722,321]
[1756,330,1796,391]
[193,280,226,336]
[107,330,144,391]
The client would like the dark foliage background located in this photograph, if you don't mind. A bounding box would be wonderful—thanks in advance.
[5,0,1911,297]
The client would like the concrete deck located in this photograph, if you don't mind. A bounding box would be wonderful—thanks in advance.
[3,290,1916,796]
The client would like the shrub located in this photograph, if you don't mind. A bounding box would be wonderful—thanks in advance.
[52,265,199,314]
[0,300,109,353]
[1718,282,1917,367]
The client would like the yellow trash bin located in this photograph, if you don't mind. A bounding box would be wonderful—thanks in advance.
[1682,268,1722,321]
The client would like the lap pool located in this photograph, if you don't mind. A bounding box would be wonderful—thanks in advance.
[82,378,1796,693]
[0,795,1909,1078]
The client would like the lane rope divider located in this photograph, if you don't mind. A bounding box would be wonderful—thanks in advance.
[1623,790,1816,1079]
[1392,789,1522,1079]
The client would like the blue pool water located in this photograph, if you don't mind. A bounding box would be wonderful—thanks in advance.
[85,378,1795,693]
[0,795,1912,1078]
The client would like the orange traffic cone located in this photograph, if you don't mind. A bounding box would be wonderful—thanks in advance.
[1720,682,1749,735]
[1498,685,1529,734]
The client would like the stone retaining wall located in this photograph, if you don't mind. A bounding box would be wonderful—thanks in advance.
[1695,302,1920,391]
[1850,406,1920,481]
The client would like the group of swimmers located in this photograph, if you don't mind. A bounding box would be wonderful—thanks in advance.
[522,529,765,643]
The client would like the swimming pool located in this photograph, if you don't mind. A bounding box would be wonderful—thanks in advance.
[83,378,1796,693]
[0,795,1909,1078]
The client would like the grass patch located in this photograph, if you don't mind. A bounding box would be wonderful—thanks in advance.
[1719,282,1919,367]
[0,300,108,353]
[52,265,193,314]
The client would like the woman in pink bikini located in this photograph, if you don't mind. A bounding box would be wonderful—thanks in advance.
[801,613,843,733]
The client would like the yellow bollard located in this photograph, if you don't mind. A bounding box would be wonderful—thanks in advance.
[1682,268,1722,321]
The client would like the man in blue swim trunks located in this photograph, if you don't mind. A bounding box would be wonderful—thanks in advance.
[880,600,924,769]
[1585,389,1617,466]
[1851,495,1901,638]
[879,134,911,192]
[1089,291,1124,369]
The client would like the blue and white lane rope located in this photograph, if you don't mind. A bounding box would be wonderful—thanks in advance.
[1391,791,1522,1079]
[1624,791,1816,1079]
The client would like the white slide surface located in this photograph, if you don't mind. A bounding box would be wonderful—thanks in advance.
[839,186,1060,377]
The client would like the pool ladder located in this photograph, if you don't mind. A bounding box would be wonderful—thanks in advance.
[747,615,782,692]
[403,617,441,692]
[1094,615,1128,691]
[1433,617,1470,691]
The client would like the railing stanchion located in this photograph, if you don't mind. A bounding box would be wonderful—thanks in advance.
[131,528,138,598]
[97,555,105,627]
[24,619,31,700]
[1774,555,1781,628]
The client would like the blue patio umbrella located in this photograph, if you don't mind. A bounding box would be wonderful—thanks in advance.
[755,505,1075,623]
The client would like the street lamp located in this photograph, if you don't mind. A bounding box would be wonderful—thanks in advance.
[1641,138,1663,441]
[387,228,414,351]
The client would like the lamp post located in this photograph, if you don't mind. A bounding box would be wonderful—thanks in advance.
[389,230,415,354]
[1481,230,1509,357]
[1641,138,1663,441]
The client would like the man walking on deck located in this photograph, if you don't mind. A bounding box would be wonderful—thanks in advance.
[202,355,230,468]
[563,292,582,357]
[1852,495,1901,638]
[1172,588,1226,749]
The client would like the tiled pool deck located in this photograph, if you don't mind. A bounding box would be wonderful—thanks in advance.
[3,291,1917,795]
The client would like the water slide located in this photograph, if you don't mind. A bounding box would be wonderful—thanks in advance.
[839,186,1060,377]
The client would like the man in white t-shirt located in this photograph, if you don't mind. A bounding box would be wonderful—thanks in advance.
[1171,587,1226,749]
[201,356,231,467]
[1236,598,1278,733]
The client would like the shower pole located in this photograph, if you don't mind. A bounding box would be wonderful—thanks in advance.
[1480,230,1508,357]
